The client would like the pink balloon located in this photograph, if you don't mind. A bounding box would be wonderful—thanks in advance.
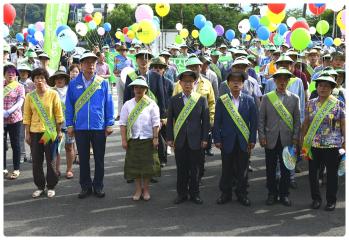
[342,10,346,26]
[285,31,292,46]
[135,5,154,22]
[97,27,105,36]
[35,22,45,31]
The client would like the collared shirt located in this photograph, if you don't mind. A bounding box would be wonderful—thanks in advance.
[182,92,191,105]
[4,82,25,124]
[18,78,35,95]
[82,73,95,88]
[228,92,242,109]
[119,98,160,139]
[96,62,110,76]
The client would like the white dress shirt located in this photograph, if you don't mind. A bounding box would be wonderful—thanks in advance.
[119,98,160,139]
[229,92,241,109]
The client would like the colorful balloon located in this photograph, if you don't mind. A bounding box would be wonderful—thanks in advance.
[3,24,9,38]
[127,30,135,39]
[336,10,345,30]
[249,15,260,29]
[175,23,183,31]
[84,3,94,14]
[225,29,235,41]
[28,27,36,36]
[333,38,342,46]
[94,12,103,20]
[267,10,286,24]
[34,31,44,41]
[291,20,309,32]
[214,25,224,36]
[286,17,297,28]
[155,3,170,17]
[205,21,213,28]
[180,28,189,38]
[194,14,206,29]
[238,19,250,34]
[75,22,88,36]
[57,29,78,52]
[135,5,154,22]
[35,22,45,32]
[308,3,326,15]
[316,20,329,35]
[231,38,240,47]
[191,29,199,39]
[103,23,111,32]
[273,34,284,46]
[278,23,288,35]
[16,33,24,42]
[260,16,270,27]
[267,3,286,14]
[199,25,217,47]
[88,21,97,30]
[3,4,16,26]
[84,14,93,22]
[55,25,70,36]
[324,37,333,47]
[175,34,184,44]
[93,17,102,26]
[97,27,105,36]
[257,26,270,41]
[309,27,316,35]
[136,19,157,44]
[290,28,311,51]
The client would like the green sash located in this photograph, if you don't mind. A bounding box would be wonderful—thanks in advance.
[4,81,19,97]
[302,96,337,160]
[287,77,297,89]
[210,63,222,80]
[174,92,201,141]
[220,94,250,143]
[127,96,151,141]
[29,91,57,144]
[128,71,138,81]
[306,64,314,76]
[74,75,104,119]
[128,71,158,103]
[267,91,294,131]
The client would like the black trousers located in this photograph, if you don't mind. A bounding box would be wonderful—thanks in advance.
[265,136,290,197]
[158,125,167,164]
[309,147,340,204]
[219,142,249,198]
[4,121,22,171]
[30,133,58,190]
[174,140,201,197]
[75,130,106,191]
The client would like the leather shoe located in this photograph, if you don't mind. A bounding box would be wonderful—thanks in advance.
[290,181,298,189]
[150,178,158,183]
[325,202,336,211]
[266,195,278,205]
[238,196,251,206]
[173,195,188,204]
[216,194,232,205]
[94,189,105,198]
[78,188,92,199]
[311,200,322,209]
[205,149,214,156]
[190,196,203,204]
[126,179,134,183]
[280,197,292,206]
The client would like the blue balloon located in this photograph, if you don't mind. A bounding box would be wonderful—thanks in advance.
[194,14,206,29]
[257,26,270,41]
[103,23,112,32]
[315,3,325,8]
[205,21,213,27]
[242,33,246,39]
[28,27,36,36]
[153,16,160,23]
[28,24,35,29]
[278,23,288,36]
[249,15,260,29]
[225,29,235,41]
[307,41,314,49]
[55,25,70,36]
[324,37,333,47]
[16,33,24,43]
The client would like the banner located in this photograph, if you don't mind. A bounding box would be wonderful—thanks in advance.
[218,55,233,67]
[105,51,117,83]
[169,57,187,74]
[44,4,70,71]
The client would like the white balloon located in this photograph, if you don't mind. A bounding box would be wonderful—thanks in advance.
[259,5,268,17]
[176,23,183,31]
[231,38,240,47]
[22,28,28,34]
[57,29,78,52]
[120,67,135,84]
[3,24,9,38]
[238,19,251,34]
[309,26,316,35]
[75,22,88,37]
[286,17,297,28]
[84,3,94,14]
[327,3,345,12]
[34,31,44,41]
[97,27,105,36]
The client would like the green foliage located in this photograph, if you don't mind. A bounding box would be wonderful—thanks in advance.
[12,4,45,32]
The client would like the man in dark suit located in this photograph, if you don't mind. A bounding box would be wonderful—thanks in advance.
[167,70,210,205]
[213,71,258,207]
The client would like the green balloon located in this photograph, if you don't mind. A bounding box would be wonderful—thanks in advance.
[199,26,217,47]
[316,20,329,35]
[260,16,270,27]
[290,28,311,51]
[175,35,184,44]
[273,34,284,46]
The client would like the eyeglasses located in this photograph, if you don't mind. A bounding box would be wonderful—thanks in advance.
[152,65,165,70]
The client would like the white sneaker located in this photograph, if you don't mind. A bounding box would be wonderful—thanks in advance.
[167,146,172,155]
[32,189,44,198]
[47,189,55,198]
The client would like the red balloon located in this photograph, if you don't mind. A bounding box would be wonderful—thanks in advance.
[23,32,28,39]
[122,27,128,34]
[267,4,286,14]
[291,20,310,32]
[3,4,16,26]
[308,3,326,16]
[269,32,276,44]
[84,14,93,22]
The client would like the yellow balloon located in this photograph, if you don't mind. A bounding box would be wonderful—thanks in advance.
[268,23,278,32]
[180,28,189,38]
[245,34,251,41]
[94,12,103,20]
[267,9,285,24]
[191,29,199,39]
[337,11,345,30]
[93,17,101,25]
[136,20,157,44]
[115,31,123,39]
[127,30,135,39]
[333,38,342,46]
[155,3,170,17]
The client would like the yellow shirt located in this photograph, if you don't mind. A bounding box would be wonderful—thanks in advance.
[23,89,64,133]
[173,75,215,125]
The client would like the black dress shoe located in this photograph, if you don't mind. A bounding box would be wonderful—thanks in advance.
[126,179,135,183]
[266,195,278,205]
[150,178,158,183]
[205,149,214,156]
[173,195,188,204]
[238,196,251,206]
[216,194,232,204]
[325,202,336,211]
[78,188,92,199]
[290,181,298,189]
[280,197,292,206]
[94,189,105,198]
[248,165,253,172]
[311,200,322,209]
[190,196,203,204]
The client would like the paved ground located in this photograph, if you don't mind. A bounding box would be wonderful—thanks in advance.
[3,89,346,236]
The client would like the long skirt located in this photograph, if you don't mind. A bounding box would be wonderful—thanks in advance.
[124,138,160,180]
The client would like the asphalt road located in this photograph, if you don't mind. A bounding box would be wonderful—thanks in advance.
[3,90,346,236]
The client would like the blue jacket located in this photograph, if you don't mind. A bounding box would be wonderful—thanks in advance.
[65,73,115,130]
[213,92,258,154]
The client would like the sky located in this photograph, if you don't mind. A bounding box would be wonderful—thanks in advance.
[241,3,304,12]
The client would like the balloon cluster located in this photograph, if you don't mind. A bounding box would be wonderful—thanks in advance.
[18,22,45,46]
[191,14,217,47]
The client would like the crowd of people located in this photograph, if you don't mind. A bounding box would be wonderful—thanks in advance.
[3,34,345,211]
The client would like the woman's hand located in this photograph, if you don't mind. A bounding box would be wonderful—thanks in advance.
[153,137,159,149]
[122,139,128,150]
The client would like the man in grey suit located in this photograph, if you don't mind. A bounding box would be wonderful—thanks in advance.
[167,70,210,205]
[258,67,301,207]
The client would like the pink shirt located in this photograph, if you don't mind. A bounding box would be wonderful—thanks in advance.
[4,82,25,124]
[96,62,110,76]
